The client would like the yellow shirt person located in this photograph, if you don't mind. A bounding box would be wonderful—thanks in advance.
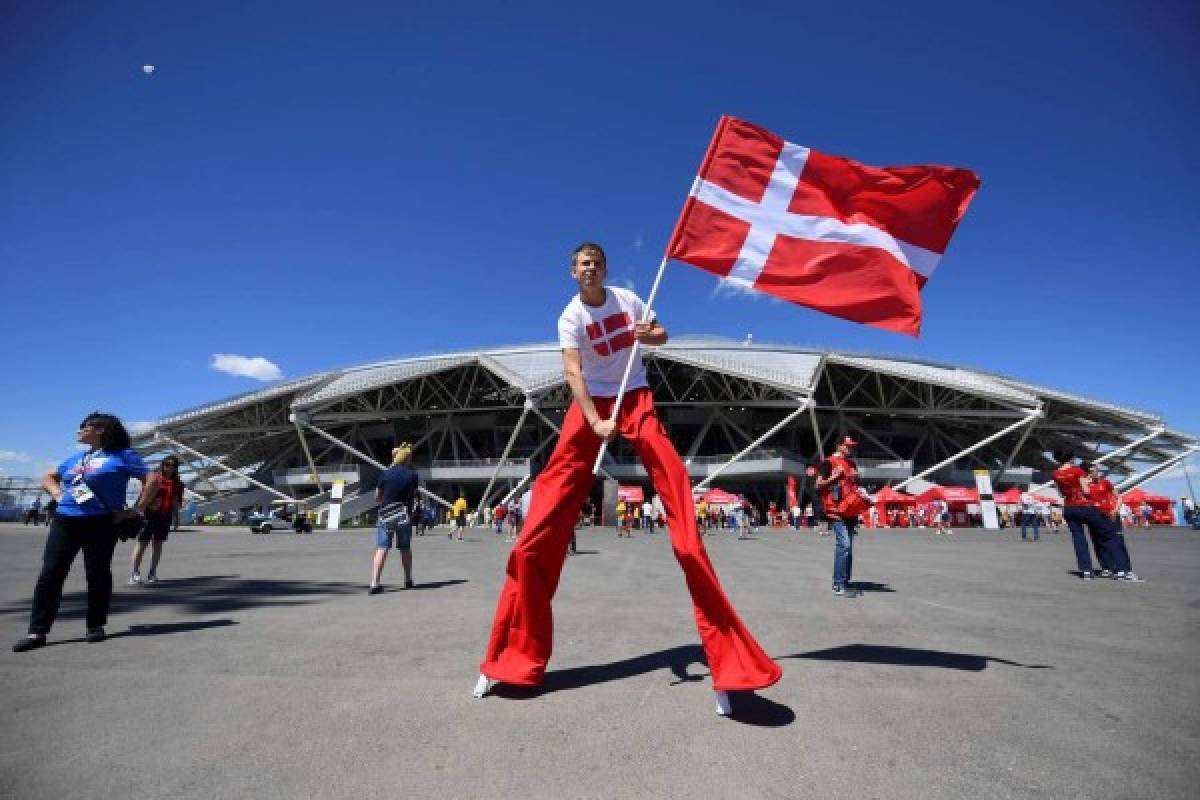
[450,495,468,541]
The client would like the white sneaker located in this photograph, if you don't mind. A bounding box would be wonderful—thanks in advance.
[472,674,495,698]
[715,691,732,716]
[1119,572,1144,582]
[128,572,142,585]
[145,572,158,584]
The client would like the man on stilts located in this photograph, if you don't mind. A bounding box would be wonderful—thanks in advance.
[473,242,781,715]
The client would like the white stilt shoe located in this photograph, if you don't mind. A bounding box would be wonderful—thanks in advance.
[473,674,495,698]
[714,690,732,716]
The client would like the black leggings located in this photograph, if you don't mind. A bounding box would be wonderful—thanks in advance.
[28,514,119,635]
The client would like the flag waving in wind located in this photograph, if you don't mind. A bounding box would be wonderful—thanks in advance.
[666,116,980,336]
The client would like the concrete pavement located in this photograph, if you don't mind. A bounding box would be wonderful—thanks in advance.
[1,522,1197,799]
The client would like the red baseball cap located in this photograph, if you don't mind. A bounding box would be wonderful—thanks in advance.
[840,436,859,447]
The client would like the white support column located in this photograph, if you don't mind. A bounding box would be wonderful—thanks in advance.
[808,404,825,460]
[991,408,1040,484]
[293,416,452,510]
[684,410,719,463]
[1116,446,1200,493]
[293,421,325,494]
[808,358,829,460]
[497,431,561,507]
[1093,428,1165,470]
[1028,427,1164,493]
[155,434,293,502]
[694,399,810,492]
[893,410,1041,493]
[478,400,532,514]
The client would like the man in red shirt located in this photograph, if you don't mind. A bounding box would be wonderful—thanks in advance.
[815,437,865,597]
[1084,462,1141,582]
[1052,448,1113,581]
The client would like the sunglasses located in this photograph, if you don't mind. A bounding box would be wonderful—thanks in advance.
[78,422,104,430]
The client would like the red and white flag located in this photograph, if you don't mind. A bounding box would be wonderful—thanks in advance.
[666,116,980,336]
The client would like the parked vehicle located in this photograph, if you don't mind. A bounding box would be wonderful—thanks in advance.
[247,512,295,534]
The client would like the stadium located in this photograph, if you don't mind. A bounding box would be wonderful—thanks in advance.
[126,337,1198,524]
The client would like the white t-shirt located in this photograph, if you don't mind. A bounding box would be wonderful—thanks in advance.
[558,286,652,397]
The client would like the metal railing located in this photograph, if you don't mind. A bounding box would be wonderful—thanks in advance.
[273,465,360,478]
[685,448,796,465]
[429,457,532,468]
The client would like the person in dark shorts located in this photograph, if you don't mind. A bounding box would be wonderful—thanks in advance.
[451,493,469,540]
[370,443,420,594]
[129,456,185,585]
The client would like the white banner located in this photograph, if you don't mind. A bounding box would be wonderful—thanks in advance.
[974,469,999,530]
[326,479,345,530]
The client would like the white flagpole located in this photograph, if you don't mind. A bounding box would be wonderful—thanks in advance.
[591,253,671,475]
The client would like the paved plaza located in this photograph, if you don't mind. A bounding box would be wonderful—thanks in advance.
[1,521,1197,799]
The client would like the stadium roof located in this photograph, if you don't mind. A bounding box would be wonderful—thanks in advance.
[134,338,1197,503]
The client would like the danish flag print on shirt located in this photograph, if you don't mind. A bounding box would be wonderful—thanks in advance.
[666,116,980,336]
[586,312,635,357]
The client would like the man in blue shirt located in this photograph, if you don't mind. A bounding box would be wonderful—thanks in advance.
[370,443,420,594]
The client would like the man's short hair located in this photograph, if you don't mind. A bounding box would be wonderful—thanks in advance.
[1052,448,1075,465]
[572,242,606,265]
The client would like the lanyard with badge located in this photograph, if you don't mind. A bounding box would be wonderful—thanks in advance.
[69,451,99,505]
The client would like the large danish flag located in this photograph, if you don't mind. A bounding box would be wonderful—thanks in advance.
[666,116,980,336]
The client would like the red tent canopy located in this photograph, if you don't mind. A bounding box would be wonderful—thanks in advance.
[915,486,979,505]
[1032,493,1062,506]
[874,486,916,505]
[702,488,741,505]
[617,486,644,504]
[1122,488,1171,507]
[992,488,1023,504]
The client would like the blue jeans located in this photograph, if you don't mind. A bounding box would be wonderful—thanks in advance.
[1020,512,1040,540]
[1101,515,1132,573]
[831,518,855,588]
[1063,506,1110,574]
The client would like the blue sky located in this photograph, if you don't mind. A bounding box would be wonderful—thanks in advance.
[2,1,1197,499]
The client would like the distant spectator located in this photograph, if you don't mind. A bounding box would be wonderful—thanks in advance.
[129,456,185,585]
[370,444,419,593]
[24,499,42,526]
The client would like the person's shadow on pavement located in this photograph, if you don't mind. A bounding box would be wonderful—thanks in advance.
[782,643,1053,670]
[493,643,796,727]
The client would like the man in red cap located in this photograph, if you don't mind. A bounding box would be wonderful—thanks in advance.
[815,436,865,596]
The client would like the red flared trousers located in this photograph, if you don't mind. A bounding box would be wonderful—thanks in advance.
[479,388,781,691]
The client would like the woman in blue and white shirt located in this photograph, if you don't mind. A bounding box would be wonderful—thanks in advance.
[13,412,149,652]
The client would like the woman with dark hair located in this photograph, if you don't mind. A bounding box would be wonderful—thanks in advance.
[129,456,185,585]
[1051,448,1112,581]
[13,412,150,652]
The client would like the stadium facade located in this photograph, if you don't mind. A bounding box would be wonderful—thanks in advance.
[131,338,1199,520]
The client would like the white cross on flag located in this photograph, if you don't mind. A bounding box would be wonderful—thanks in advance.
[666,116,980,336]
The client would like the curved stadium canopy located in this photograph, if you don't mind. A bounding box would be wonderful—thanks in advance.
[132,338,1198,517]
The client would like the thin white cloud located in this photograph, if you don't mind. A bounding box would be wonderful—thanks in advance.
[0,449,34,463]
[210,354,283,382]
